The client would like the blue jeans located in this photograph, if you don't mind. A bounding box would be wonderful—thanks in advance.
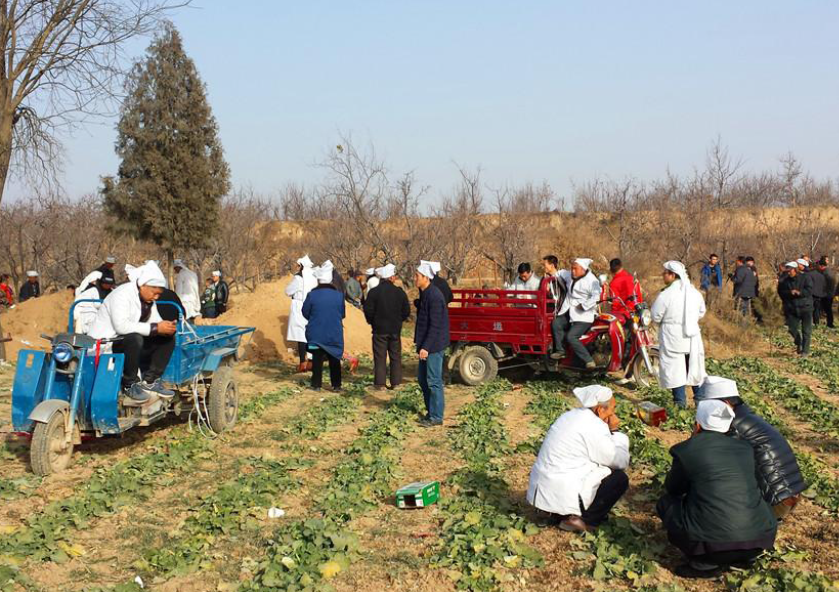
[672,383,706,408]
[418,351,445,422]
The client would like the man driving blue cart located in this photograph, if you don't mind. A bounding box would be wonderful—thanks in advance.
[88,261,177,404]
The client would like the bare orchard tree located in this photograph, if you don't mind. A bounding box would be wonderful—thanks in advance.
[705,136,744,209]
[430,165,484,285]
[383,171,439,280]
[573,176,646,260]
[483,181,553,284]
[0,0,186,206]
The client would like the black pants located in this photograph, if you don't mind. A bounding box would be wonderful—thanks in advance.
[785,311,813,354]
[113,333,175,389]
[372,333,402,387]
[551,313,594,364]
[579,469,629,526]
[813,298,823,325]
[818,296,834,327]
[296,342,307,364]
[311,348,341,389]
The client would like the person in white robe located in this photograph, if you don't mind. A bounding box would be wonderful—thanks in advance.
[651,260,707,408]
[550,258,601,368]
[527,384,630,532]
[173,259,201,321]
[286,255,317,372]
[364,267,380,299]
[73,271,114,334]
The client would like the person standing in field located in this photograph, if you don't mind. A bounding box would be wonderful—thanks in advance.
[0,274,14,307]
[96,256,118,284]
[817,258,836,328]
[18,271,41,302]
[699,253,723,305]
[212,271,229,316]
[302,263,346,392]
[364,264,410,391]
[809,258,828,326]
[286,255,317,372]
[733,255,758,318]
[420,259,454,305]
[345,269,364,309]
[778,261,814,357]
[651,261,707,408]
[414,262,450,427]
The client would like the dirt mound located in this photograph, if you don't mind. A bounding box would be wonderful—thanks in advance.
[1,291,74,360]
[200,277,392,362]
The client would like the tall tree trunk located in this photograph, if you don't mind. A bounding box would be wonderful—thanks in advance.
[0,316,6,361]
[166,248,174,289]
[0,102,15,360]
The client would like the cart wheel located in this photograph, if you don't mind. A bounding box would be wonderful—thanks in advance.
[31,412,74,476]
[457,346,499,386]
[208,366,238,433]
[632,347,661,388]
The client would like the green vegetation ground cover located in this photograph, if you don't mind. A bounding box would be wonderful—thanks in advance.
[430,379,542,591]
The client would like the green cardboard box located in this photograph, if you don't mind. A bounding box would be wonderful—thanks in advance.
[396,481,440,509]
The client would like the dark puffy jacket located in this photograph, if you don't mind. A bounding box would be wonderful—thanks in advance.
[778,272,813,315]
[809,269,827,299]
[432,274,453,305]
[733,265,757,298]
[731,401,807,506]
[414,284,450,354]
[363,280,410,334]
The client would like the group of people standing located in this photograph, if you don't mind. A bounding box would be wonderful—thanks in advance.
[0,270,41,306]
[778,257,836,357]
[527,375,805,578]
[285,256,451,427]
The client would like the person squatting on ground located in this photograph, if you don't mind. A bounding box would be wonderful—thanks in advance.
[363,263,410,391]
[700,376,806,520]
[657,399,778,579]
[651,261,707,408]
[286,255,317,371]
[414,262,450,427]
[88,261,177,404]
[302,262,345,392]
[548,258,602,369]
[778,260,814,357]
[527,385,630,533]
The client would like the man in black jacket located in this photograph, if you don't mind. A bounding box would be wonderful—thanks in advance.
[212,271,229,315]
[414,262,450,427]
[701,376,806,519]
[809,259,827,325]
[816,258,835,328]
[18,271,41,302]
[364,264,410,391]
[778,262,814,356]
[657,400,777,578]
[733,257,757,317]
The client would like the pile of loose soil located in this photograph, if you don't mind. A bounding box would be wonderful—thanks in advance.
[0,291,73,360]
[200,277,399,362]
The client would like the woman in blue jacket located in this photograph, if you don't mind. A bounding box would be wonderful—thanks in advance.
[302,264,346,391]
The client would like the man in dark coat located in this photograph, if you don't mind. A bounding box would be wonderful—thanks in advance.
[701,376,806,519]
[657,400,777,578]
[414,262,450,427]
[18,271,41,302]
[364,264,410,391]
[816,258,835,328]
[419,260,453,304]
[809,259,828,325]
[778,261,814,356]
[733,257,757,317]
[212,271,229,315]
[302,264,346,392]
[96,256,118,284]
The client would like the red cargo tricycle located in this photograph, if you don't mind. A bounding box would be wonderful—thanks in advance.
[446,278,660,386]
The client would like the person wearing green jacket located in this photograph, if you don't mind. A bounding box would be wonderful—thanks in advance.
[657,400,777,579]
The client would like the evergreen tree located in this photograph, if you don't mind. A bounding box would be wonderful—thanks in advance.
[102,23,230,275]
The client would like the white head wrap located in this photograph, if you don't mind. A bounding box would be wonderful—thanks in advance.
[105,256,116,264]
[173,259,184,268]
[417,263,436,280]
[376,264,396,279]
[574,258,593,271]
[797,258,809,268]
[125,260,167,288]
[212,270,221,277]
[75,271,102,297]
[297,255,313,268]
[701,376,739,400]
[314,264,333,284]
[696,399,735,433]
[421,260,441,274]
[785,261,798,269]
[365,267,376,276]
[663,260,701,338]
[26,270,38,278]
[573,385,613,408]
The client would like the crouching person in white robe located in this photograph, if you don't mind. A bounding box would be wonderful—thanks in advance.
[527,385,630,532]
[651,261,707,408]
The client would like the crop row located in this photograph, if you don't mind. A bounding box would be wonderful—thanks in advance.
[239,385,424,591]
[269,391,361,441]
[431,379,542,591]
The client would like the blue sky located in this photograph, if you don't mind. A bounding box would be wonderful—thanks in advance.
[10,0,839,205]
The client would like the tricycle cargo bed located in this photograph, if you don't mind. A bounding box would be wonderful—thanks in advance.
[164,324,253,384]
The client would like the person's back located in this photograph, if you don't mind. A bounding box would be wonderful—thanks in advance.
[732,402,806,507]
[432,274,453,305]
[810,268,827,299]
[364,280,410,334]
[303,285,345,355]
[733,265,756,298]
[609,268,641,317]
[667,431,776,543]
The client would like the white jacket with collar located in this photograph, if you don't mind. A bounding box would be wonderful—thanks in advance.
[88,281,162,340]
[559,270,601,323]
[527,408,630,515]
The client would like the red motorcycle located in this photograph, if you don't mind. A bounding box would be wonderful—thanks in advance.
[446,278,660,386]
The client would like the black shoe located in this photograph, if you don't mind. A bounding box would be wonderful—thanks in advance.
[373,385,387,392]
[674,563,725,579]
[330,386,343,393]
[418,418,443,428]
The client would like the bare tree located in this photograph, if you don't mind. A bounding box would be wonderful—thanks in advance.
[431,165,484,284]
[0,0,186,207]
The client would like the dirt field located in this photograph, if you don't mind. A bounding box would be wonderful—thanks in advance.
[2,326,839,592]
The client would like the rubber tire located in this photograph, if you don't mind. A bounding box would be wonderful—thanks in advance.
[632,347,661,388]
[31,412,74,476]
[457,346,499,386]
[207,366,239,433]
